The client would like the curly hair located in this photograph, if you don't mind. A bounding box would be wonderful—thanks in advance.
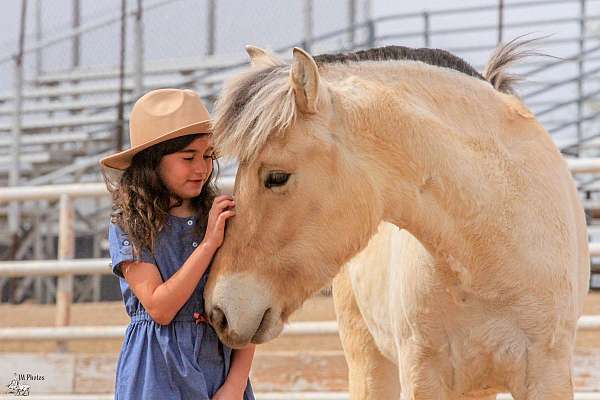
[101,133,219,259]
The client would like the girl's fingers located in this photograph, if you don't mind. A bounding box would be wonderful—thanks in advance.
[216,210,236,225]
[217,199,235,208]
[214,195,233,203]
[219,210,236,220]
[209,201,234,218]
[216,198,235,208]
[212,201,235,214]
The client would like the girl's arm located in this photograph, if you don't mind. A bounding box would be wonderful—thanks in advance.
[213,344,256,399]
[122,240,216,325]
[122,195,235,325]
[227,344,256,388]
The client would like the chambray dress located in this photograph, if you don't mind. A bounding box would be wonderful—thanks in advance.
[108,214,255,400]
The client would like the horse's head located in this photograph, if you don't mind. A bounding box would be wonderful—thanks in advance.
[204,46,381,347]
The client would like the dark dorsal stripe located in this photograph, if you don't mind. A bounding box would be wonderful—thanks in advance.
[314,45,484,81]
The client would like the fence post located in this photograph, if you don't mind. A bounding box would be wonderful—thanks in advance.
[55,194,75,352]
[577,0,586,157]
[423,12,430,47]
[72,0,80,69]
[9,0,28,246]
[497,0,504,44]
[116,0,127,153]
[348,0,356,49]
[34,0,43,77]
[133,0,144,98]
[207,0,216,56]
[303,0,313,51]
[366,20,375,48]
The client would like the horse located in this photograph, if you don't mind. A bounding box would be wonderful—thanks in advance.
[204,42,590,399]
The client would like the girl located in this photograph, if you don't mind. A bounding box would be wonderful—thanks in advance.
[100,88,255,400]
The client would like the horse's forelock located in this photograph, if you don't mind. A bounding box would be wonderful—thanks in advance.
[213,64,297,163]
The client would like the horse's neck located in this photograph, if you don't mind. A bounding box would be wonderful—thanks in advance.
[340,65,516,267]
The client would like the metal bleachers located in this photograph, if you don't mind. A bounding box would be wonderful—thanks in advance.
[0,0,599,305]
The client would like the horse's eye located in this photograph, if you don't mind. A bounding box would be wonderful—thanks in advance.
[265,172,290,188]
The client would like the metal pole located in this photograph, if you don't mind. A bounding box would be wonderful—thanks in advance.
[72,0,80,69]
[348,0,356,49]
[363,0,372,24]
[577,0,586,157]
[92,198,101,302]
[363,0,374,48]
[9,0,27,243]
[34,0,42,77]
[423,12,430,47]
[55,194,75,352]
[34,201,43,302]
[134,0,144,98]
[497,0,504,44]
[116,0,127,152]
[207,0,216,55]
[303,0,313,51]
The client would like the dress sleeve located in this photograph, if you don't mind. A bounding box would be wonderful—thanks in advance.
[107,222,156,278]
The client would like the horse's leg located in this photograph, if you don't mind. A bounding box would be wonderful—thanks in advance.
[332,267,400,400]
[396,339,454,400]
[508,343,574,400]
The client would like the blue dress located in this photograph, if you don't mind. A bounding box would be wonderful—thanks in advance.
[108,214,255,400]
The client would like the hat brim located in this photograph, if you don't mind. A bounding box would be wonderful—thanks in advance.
[99,119,211,170]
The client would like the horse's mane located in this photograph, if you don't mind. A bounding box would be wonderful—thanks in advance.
[483,37,540,95]
[213,40,534,163]
[313,45,485,82]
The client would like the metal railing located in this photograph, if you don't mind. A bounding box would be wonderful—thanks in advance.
[0,0,599,303]
[1,0,597,186]
[0,178,232,330]
[0,157,599,343]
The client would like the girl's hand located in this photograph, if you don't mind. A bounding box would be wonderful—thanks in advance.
[203,195,235,251]
[211,379,245,400]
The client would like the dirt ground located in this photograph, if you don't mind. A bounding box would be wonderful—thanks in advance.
[1,291,599,353]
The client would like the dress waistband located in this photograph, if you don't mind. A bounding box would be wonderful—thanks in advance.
[130,310,197,324]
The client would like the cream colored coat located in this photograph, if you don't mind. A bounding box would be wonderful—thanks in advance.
[335,216,588,399]
[206,44,590,399]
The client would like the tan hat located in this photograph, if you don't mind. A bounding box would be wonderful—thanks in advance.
[100,88,212,170]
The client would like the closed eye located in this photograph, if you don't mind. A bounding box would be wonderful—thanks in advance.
[265,171,290,189]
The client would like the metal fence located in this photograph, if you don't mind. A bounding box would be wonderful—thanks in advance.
[0,162,599,333]
[1,0,600,302]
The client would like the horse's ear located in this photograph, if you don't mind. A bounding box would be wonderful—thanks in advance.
[290,47,319,114]
[245,45,282,68]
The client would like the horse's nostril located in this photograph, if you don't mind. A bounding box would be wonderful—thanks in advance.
[210,306,228,331]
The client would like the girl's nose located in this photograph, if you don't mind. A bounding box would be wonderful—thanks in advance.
[194,159,210,174]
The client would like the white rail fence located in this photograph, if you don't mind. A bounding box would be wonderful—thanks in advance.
[0,163,600,399]
[0,158,599,341]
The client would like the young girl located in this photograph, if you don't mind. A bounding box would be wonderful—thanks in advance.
[100,88,255,400]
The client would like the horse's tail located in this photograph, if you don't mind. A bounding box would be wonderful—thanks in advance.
[483,36,544,95]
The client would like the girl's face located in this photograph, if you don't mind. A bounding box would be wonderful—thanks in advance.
[158,136,214,201]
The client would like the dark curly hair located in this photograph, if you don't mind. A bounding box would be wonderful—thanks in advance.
[101,133,219,259]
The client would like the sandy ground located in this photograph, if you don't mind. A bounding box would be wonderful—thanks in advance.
[1,292,599,353]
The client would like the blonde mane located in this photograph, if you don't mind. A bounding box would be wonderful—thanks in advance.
[212,62,297,163]
[212,41,534,163]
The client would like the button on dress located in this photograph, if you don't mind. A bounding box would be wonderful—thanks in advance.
[108,214,255,400]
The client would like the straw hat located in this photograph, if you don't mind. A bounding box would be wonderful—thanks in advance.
[100,88,212,170]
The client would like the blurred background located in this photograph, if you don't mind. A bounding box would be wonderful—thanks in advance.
[0,0,599,398]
